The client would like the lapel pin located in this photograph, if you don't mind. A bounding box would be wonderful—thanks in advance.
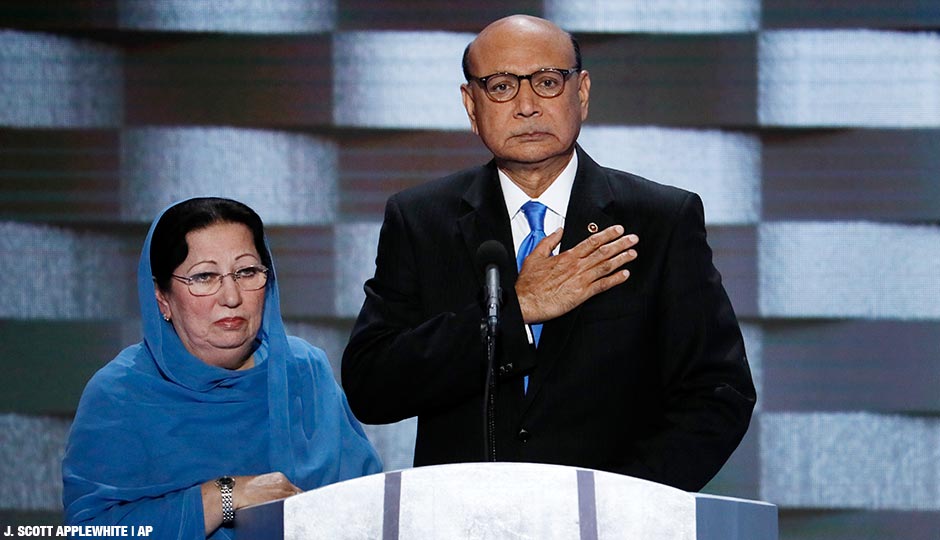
[587,222,599,233]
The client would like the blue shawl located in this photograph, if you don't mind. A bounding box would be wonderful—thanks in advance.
[62,203,382,539]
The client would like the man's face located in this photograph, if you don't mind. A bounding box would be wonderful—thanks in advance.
[461,20,590,169]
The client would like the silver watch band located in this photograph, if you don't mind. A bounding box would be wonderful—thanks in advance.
[215,476,235,525]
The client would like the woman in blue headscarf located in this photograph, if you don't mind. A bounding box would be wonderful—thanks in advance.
[62,197,382,538]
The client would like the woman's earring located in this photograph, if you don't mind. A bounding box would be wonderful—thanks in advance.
[162,313,171,322]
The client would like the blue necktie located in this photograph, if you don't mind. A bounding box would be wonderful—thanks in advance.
[518,201,547,394]
[517,201,548,277]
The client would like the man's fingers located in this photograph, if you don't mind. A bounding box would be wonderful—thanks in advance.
[592,249,638,279]
[589,268,631,296]
[583,233,638,270]
[571,225,624,257]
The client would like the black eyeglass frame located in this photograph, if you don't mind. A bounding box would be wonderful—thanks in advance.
[467,67,581,103]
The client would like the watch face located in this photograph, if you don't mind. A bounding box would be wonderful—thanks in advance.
[217,476,235,488]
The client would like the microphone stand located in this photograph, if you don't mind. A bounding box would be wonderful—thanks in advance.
[482,319,498,462]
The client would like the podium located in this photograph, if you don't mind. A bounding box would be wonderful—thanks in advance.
[236,462,777,539]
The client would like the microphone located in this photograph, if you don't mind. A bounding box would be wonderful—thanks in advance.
[476,240,510,337]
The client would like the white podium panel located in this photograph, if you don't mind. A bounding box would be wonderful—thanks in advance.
[237,462,777,539]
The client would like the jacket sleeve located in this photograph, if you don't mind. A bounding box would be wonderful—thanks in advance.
[63,478,209,540]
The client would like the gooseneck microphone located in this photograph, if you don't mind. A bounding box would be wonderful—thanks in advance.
[475,240,510,462]
[476,240,510,337]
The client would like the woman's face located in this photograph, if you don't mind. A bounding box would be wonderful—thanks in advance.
[155,222,266,370]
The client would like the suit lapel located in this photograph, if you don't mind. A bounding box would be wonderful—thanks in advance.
[522,147,619,409]
[559,149,618,252]
[457,161,517,287]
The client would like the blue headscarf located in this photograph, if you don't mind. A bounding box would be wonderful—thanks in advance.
[62,199,382,539]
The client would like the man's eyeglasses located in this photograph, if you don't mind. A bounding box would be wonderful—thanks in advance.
[170,265,269,297]
[468,67,580,103]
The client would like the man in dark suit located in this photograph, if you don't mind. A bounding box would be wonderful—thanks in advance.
[342,14,755,492]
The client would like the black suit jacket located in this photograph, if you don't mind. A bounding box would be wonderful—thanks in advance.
[342,146,755,491]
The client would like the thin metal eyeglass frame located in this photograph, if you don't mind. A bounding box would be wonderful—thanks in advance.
[170,265,269,297]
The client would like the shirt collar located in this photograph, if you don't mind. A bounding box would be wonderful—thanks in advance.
[498,150,578,219]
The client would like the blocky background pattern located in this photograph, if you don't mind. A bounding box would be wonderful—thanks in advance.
[1,2,939,537]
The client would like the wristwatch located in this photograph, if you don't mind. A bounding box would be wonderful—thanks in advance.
[215,476,236,525]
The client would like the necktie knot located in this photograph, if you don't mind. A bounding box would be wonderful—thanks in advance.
[521,201,547,234]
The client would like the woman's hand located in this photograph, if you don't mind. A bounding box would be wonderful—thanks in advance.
[202,472,303,535]
[233,472,303,508]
